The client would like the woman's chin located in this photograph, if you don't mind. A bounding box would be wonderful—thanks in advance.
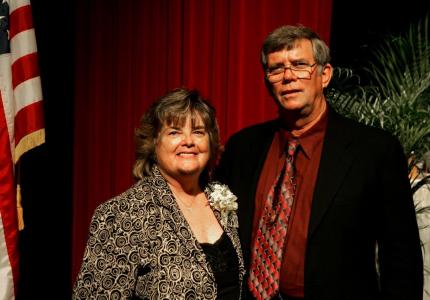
[177,167,201,177]
[170,163,201,177]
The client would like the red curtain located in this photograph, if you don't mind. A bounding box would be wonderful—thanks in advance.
[72,0,332,282]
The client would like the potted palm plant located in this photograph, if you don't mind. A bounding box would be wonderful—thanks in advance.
[327,15,430,298]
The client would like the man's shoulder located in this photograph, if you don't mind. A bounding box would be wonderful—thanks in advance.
[329,109,401,147]
[227,119,278,143]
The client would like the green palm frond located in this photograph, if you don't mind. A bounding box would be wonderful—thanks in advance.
[328,14,430,179]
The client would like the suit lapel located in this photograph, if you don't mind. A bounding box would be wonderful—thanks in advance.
[308,110,356,238]
[239,121,279,256]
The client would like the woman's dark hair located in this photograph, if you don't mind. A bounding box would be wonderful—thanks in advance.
[133,88,221,185]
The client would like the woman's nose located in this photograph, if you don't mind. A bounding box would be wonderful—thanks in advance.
[182,132,194,145]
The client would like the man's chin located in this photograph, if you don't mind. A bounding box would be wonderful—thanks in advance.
[277,101,304,113]
[276,95,300,108]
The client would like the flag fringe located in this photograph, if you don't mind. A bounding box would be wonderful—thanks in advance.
[16,184,24,230]
[14,128,45,163]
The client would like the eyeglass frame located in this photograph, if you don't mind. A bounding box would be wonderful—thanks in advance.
[265,62,318,83]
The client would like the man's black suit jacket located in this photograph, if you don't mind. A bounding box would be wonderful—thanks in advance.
[216,107,423,299]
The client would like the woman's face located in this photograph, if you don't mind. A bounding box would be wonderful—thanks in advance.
[155,114,210,182]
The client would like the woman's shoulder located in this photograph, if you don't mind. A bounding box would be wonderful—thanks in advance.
[92,179,157,220]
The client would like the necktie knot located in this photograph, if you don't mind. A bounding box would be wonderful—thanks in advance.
[287,138,299,157]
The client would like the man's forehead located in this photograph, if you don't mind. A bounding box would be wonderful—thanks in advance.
[268,50,311,62]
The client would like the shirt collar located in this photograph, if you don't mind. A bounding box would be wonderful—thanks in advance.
[278,105,329,159]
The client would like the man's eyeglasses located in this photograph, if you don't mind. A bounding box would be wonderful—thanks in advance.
[266,62,317,83]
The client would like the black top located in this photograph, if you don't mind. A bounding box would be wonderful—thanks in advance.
[200,232,240,299]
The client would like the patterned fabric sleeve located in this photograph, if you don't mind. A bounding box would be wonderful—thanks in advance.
[72,197,146,299]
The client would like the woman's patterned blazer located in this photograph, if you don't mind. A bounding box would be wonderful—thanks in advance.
[73,166,245,299]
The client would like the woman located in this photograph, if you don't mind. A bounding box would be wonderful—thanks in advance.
[73,88,245,299]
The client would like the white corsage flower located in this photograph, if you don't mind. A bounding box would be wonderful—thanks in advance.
[205,182,239,228]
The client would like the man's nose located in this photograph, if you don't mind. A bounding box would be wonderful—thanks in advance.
[282,67,297,81]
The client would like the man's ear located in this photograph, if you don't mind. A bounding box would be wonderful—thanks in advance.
[321,63,333,88]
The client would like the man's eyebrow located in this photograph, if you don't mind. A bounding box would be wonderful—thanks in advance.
[268,62,285,68]
[292,58,310,63]
[268,58,308,67]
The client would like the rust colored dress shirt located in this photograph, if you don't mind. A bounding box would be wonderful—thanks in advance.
[252,108,328,297]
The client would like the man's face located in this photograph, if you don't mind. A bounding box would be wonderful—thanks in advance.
[266,39,332,118]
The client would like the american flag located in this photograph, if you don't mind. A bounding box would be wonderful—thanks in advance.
[0,0,44,298]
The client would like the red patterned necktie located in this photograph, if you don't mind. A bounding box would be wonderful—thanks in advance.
[248,138,299,299]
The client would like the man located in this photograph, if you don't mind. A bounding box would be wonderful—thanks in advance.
[216,25,423,300]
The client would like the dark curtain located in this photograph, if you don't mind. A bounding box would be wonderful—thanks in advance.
[71,0,333,282]
[17,1,74,299]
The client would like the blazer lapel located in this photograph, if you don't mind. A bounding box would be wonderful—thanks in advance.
[308,110,356,239]
[213,210,246,279]
[149,167,214,278]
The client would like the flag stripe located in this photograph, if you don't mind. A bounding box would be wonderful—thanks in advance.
[0,95,18,299]
[14,100,44,147]
[10,29,37,64]
[0,55,15,151]
[9,0,31,12]
[9,5,33,40]
[14,76,43,113]
[0,1,44,298]
[12,52,39,89]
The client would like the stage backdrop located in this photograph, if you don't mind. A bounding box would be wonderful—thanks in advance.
[72,0,332,281]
